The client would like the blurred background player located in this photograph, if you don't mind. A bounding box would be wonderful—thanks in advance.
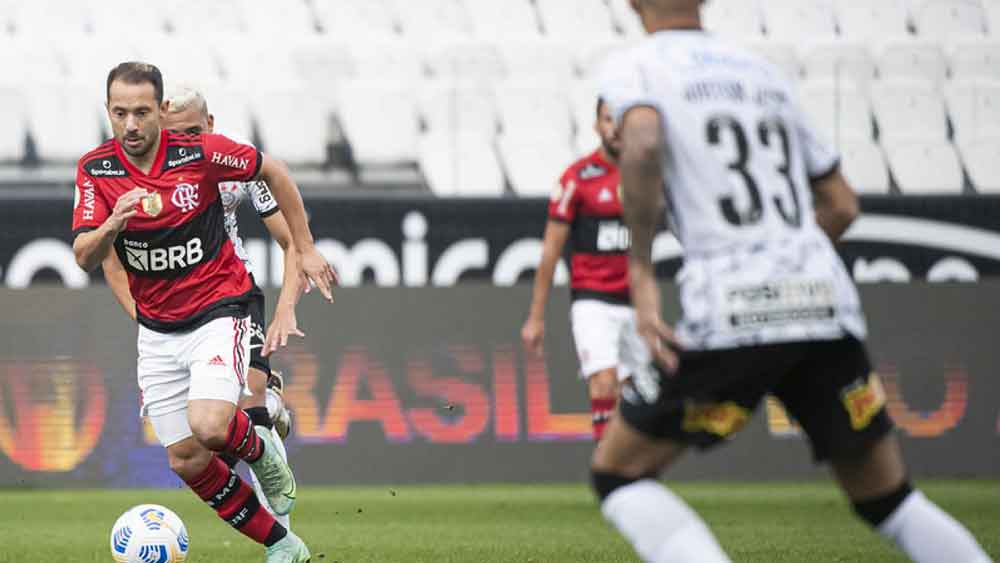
[522,98,649,440]
[101,84,306,532]
[72,62,334,563]
[590,1,993,562]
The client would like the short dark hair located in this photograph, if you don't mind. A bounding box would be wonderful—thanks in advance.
[596,97,607,118]
[106,62,164,104]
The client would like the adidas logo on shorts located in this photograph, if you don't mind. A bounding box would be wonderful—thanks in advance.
[209,355,227,367]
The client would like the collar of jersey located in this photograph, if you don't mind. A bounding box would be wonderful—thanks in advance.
[114,129,169,179]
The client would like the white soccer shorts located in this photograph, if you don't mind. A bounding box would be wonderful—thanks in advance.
[138,316,252,447]
[570,299,650,381]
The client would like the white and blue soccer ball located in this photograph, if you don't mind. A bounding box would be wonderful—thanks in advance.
[110,504,189,563]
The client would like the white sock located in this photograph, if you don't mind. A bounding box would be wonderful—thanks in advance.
[249,427,292,530]
[879,490,991,563]
[601,479,730,563]
[265,388,282,421]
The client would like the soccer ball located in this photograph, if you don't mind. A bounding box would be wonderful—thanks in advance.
[110,504,189,563]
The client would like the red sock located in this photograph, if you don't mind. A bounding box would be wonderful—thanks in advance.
[185,455,287,546]
[224,409,264,462]
[591,397,616,440]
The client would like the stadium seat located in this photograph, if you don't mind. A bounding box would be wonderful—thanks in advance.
[871,79,948,142]
[535,0,617,40]
[58,36,145,111]
[798,80,874,143]
[801,41,877,90]
[10,0,92,34]
[957,138,1000,193]
[500,38,576,86]
[701,0,764,38]
[312,0,397,39]
[140,34,223,88]
[463,0,540,38]
[497,134,576,197]
[238,0,317,37]
[987,1,1000,36]
[418,82,497,140]
[607,0,645,37]
[839,139,891,194]
[165,0,246,34]
[0,86,27,162]
[877,38,949,85]
[213,35,300,88]
[419,134,505,196]
[834,0,909,43]
[575,39,633,82]
[495,81,573,142]
[886,141,965,194]
[338,80,420,166]
[0,36,67,89]
[944,80,1000,144]
[25,84,105,163]
[742,40,802,81]
[948,39,1000,82]
[911,0,988,42]
[197,84,255,146]
[87,0,168,35]
[287,37,359,103]
[250,84,330,165]
[425,38,506,84]
[389,0,472,38]
[347,38,427,82]
[570,82,602,156]
[761,0,837,41]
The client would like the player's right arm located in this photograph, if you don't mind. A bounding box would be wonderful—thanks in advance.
[102,250,136,320]
[71,164,148,272]
[812,170,859,243]
[521,219,570,355]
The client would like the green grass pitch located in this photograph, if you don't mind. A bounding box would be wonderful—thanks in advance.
[3,481,998,562]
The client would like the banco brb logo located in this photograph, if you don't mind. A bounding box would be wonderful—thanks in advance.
[0,360,106,471]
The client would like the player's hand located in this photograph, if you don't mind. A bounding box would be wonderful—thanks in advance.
[630,262,681,373]
[107,187,149,233]
[521,316,545,356]
[262,305,304,357]
[297,245,337,302]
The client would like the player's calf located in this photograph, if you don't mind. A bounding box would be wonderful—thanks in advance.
[588,368,620,440]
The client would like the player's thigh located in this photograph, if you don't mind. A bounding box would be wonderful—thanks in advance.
[138,325,191,443]
[593,414,686,477]
[570,300,622,378]
[774,337,895,466]
[240,368,268,409]
[185,316,251,405]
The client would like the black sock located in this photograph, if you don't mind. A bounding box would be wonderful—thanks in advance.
[245,406,273,430]
[853,480,914,527]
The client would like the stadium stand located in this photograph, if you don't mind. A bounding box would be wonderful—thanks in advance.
[887,141,966,194]
[0,0,996,196]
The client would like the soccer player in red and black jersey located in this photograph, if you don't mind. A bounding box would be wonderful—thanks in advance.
[72,62,332,562]
[522,98,650,440]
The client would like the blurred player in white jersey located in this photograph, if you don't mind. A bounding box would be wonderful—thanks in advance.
[103,85,306,531]
[589,2,992,562]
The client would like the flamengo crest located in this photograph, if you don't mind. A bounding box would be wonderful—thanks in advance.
[171,183,200,213]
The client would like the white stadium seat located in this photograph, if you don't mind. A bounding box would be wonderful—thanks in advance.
[500,38,576,86]
[25,84,104,163]
[877,38,949,86]
[742,40,802,81]
[957,138,1000,193]
[312,0,396,39]
[140,35,222,88]
[798,80,874,143]
[834,0,909,43]
[389,0,471,38]
[801,41,877,89]
[570,82,602,156]
[87,0,169,35]
[418,83,497,140]
[498,134,576,197]
[287,37,359,101]
[11,0,92,34]
[575,39,633,82]
[701,0,764,38]
[463,0,540,38]
[338,80,420,166]
[948,39,1000,82]
[871,79,948,142]
[886,141,965,194]
[198,84,255,145]
[0,36,67,89]
[165,0,246,34]
[425,39,506,84]
[944,80,1000,143]
[839,139,891,194]
[238,0,316,36]
[419,134,505,196]
[251,84,330,165]
[761,0,837,41]
[0,86,28,162]
[607,0,645,37]
[987,1,1000,35]
[535,0,617,39]
[213,35,300,88]
[348,38,427,82]
[911,0,988,41]
[495,82,573,142]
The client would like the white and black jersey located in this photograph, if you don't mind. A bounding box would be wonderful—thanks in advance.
[218,179,278,268]
[601,31,866,350]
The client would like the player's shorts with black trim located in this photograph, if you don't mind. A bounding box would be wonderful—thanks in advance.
[619,336,894,462]
[247,276,270,376]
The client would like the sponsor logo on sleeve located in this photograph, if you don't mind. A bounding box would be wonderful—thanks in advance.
[78,180,96,221]
[211,152,250,171]
[164,145,204,170]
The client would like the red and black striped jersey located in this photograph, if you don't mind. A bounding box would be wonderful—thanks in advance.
[72,130,262,332]
[549,149,631,304]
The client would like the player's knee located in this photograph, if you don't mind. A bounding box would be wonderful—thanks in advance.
[166,441,211,480]
[589,370,619,399]
[188,415,230,451]
[247,367,268,398]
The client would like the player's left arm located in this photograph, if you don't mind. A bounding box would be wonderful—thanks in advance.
[260,209,312,356]
[812,169,859,243]
[618,106,679,372]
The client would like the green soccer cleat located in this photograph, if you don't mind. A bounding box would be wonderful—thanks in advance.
[265,530,311,563]
[248,425,297,516]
